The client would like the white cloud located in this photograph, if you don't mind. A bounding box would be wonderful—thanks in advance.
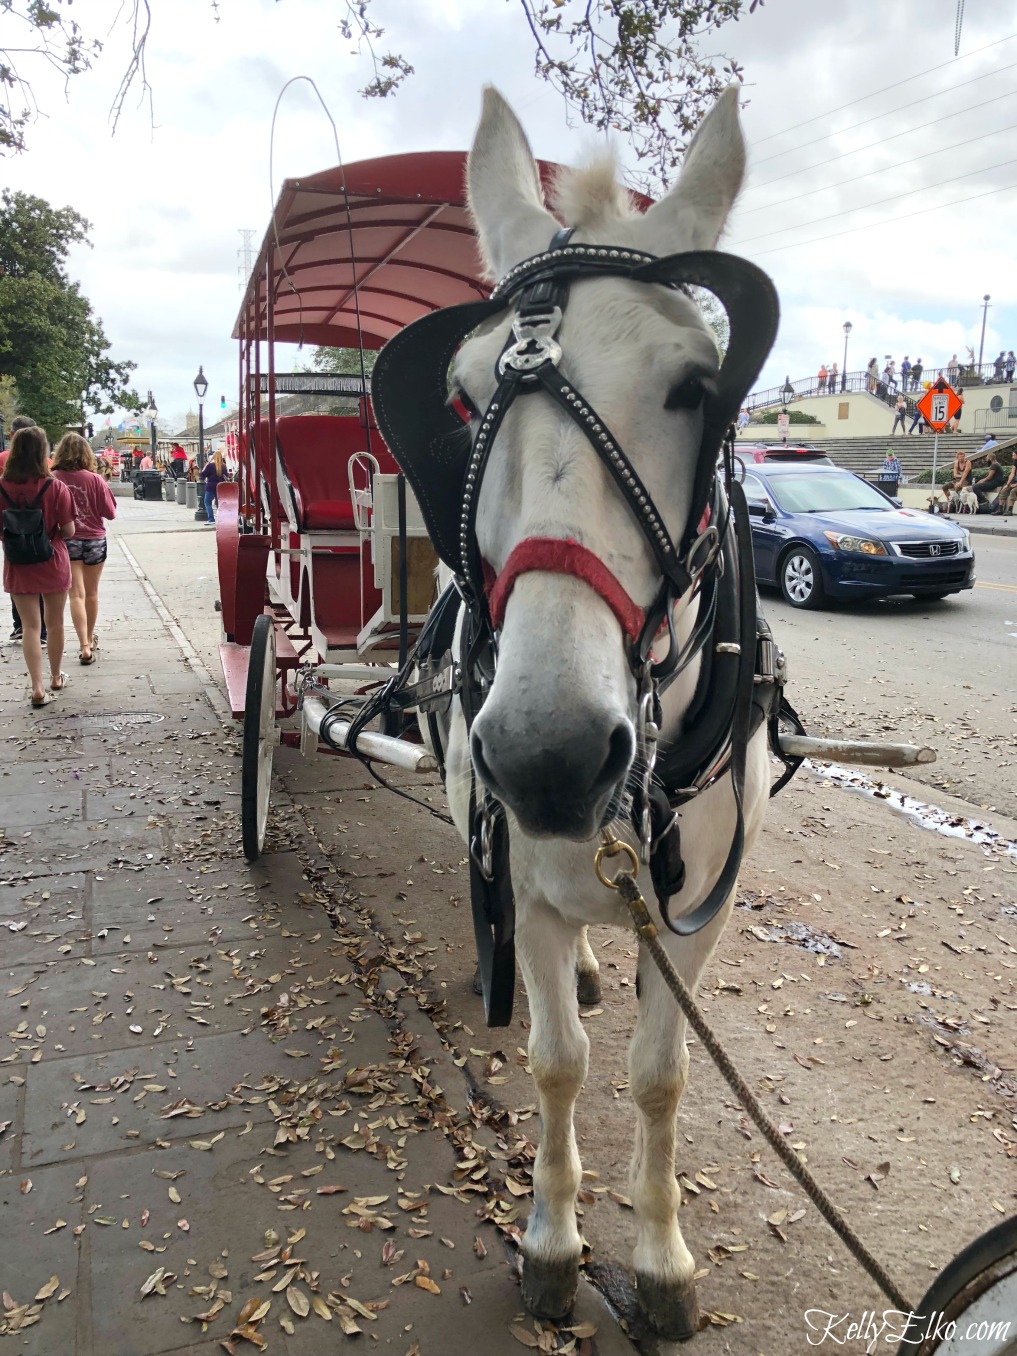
[3,0,1015,427]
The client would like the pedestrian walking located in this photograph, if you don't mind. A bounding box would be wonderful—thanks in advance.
[168,444,188,479]
[0,426,74,706]
[51,433,117,666]
[891,394,908,434]
[946,354,959,385]
[910,358,924,391]
[737,406,750,433]
[907,403,925,435]
[1006,350,1015,383]
[1,414,47,646]
[866,357,879,393]
[817,363,828,394]
[950,389,964,432]
[900,356,911,390]
[200,449,226,525]
[829,362,839,392]
[883,358,896,392]
[993,352,1005,383]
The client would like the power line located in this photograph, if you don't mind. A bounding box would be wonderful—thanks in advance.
[749,179,1017,258]
[753,60,1017,166]
[753,30,1016,146]
[736,118,1017,218]
[734,156,1017,247]
[743,88,1017,195]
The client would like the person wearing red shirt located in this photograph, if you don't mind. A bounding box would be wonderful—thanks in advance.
[1,415,47,642]
[52,433,117,664]
[0,426,75,705]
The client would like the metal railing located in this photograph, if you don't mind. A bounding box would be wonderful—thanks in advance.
[973,405,1017,432]
[748,361,1017,416]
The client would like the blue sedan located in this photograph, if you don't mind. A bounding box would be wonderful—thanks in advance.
[739,461,975,609]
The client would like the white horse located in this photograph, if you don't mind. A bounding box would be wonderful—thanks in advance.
[437,87,770,1340]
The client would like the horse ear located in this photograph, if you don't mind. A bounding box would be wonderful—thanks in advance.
[636,86,746,253]
[468,86,557,278]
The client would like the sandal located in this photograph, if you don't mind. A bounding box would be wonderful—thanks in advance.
[79,650,95,665]
[51,672,68,691]
[31,692,56,708]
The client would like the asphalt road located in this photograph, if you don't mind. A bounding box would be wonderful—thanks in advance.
[764,530,1017,817]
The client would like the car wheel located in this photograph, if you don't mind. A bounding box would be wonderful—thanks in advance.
[780,547,825,609]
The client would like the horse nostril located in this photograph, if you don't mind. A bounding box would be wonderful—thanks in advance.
[599,722,635,797]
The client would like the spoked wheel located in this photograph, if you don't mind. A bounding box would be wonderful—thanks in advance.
[241,614,277,861]
[897,1215,1017,1354]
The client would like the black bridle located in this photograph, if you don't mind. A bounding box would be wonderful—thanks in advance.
[371,232,796,1025]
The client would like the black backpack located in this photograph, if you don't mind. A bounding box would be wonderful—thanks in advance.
[0,480,54,566]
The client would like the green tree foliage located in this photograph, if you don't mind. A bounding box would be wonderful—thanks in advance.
[3,1,762,192]
[0,189,139,440]
[311,345,376,415]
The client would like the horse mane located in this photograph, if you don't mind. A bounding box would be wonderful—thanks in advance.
[550,153,638,231]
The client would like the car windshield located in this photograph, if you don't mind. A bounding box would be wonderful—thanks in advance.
[767,471,891,514]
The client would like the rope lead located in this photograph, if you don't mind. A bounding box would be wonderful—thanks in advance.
[601,860,913,1316]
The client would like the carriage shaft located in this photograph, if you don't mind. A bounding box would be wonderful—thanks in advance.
[301,695,437,772]
[777,735,935,767]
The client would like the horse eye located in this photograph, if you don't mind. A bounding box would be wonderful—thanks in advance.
[664,376,706,412]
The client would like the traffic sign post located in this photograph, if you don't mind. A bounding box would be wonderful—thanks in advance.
[916,378,962,487]
[777,411,790,442]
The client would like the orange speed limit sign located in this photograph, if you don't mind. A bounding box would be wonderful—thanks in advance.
[916,379,961,432]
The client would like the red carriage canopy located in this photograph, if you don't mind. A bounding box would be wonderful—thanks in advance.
[233,150,652,351]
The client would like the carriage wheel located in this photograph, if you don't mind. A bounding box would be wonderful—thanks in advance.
[241,614,277,861]
[896,1214,1017,1353]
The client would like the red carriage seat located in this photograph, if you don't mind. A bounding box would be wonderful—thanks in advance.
[275,408,397,532]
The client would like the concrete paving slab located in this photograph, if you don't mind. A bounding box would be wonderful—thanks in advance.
[0,756,111,796]
[0,1160,86,1353]
[0,788,84,828]
[0,1075,20,1170]
[0,873,88,965]
[20,1022,332,1167]
[0,817,166,875]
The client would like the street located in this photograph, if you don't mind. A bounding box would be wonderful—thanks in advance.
[762,531,1017,816]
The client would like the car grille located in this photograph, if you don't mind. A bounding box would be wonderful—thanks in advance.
[895,540,961,558]
[899,569,968,587]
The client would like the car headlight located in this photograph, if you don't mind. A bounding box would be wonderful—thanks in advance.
[822,531,888,555]
[960,530,971,552]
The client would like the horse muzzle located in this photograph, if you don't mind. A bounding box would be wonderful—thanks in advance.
[471,702,635,840]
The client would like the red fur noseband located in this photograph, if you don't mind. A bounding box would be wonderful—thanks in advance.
[486,537,645,642]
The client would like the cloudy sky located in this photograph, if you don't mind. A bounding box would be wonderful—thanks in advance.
[4,0,1016,432]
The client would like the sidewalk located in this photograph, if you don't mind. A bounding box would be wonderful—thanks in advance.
[0,504,633,1356]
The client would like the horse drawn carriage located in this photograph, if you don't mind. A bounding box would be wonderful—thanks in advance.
[214,98,1016,1351]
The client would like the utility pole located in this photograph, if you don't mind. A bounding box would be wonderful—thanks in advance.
[978,294,991,374]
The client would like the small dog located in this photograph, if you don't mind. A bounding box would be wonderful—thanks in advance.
[957,488,978,514]
[927,492,946,514]
[946,489,962,513]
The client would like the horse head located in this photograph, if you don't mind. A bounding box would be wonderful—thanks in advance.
[458,86,747,841]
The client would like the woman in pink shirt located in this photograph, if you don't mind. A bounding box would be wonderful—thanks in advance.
[52,434,117,665]
[1,426,75,705]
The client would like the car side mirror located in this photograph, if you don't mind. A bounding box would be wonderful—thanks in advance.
[747,502,774,521]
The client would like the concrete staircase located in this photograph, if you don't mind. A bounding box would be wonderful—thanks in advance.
[792,433,990,479]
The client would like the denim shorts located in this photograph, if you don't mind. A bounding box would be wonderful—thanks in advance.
[67,538,108,566]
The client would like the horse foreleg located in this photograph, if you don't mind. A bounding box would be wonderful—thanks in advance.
[628,947,702,1341]
[517,902,589,1321]
[575,925,601,1005]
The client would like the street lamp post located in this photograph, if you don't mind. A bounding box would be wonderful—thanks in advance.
[143,390,158,464]
[841,321,852,392]
[193,366,208,468]
[977,294,991,375]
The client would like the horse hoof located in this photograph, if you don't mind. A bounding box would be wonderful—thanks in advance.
[576,970,601,1005]
[520,1254,579,1322]
[635,1272,700,1342]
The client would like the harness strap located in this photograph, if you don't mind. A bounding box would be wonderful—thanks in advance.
[657,477,757,936]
